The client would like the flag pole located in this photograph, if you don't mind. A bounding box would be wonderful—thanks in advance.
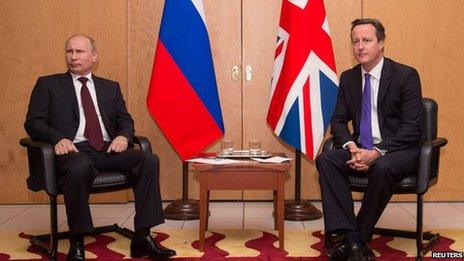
[163,162,199,220]
[284,149,322,220]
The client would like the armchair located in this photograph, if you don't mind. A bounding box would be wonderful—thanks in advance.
[322,97,447,259]
[19,135,153,260]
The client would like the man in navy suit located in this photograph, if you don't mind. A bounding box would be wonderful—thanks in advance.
[24,34,176,260]
[316,19,422,260]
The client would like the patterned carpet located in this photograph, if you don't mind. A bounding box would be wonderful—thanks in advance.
[0,229,463,260]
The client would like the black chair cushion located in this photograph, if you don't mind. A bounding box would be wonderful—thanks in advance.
[90,172,131,193]
[349,174,417,194]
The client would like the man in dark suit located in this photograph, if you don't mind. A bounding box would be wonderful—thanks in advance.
[316,19,422,260]
[24,34,176,260]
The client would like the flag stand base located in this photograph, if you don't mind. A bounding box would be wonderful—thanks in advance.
[164,162,199,220]
[164,199,199,220]
[284,149,322,221]
[285,200,322,221]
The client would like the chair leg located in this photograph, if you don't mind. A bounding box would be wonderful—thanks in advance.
[29,195,59,260]
[50,195,58,260]
[373,195,440,260]
[416,194,440,260]
[28,196,135,260]
[416,194,424,259]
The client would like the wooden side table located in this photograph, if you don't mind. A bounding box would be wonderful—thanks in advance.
[193,157,291,252]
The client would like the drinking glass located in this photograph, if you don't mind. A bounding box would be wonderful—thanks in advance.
[248,140,262,155]
[221,139,234,155]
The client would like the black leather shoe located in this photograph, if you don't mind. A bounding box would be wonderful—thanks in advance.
[347,243,375,261]
[67,240,85,261]
[130,235,177,259]
[326,242,349,261]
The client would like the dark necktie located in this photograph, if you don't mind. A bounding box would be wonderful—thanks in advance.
[360,73,374,149]
[78,77,105,151]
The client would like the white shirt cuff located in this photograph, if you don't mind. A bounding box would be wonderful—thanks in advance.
[374,146,387,155]
[342,141,356,150]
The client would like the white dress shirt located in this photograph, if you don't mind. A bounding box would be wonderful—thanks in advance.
[70,72,111,143]
[343,57,386,154]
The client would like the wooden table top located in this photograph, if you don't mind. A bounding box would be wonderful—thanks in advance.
[192,153,292,172]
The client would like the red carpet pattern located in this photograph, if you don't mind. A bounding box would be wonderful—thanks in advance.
[0,229,462,260]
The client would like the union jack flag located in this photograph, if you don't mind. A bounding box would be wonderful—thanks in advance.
[266,0,338,159]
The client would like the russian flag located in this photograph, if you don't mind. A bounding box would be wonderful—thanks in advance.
[147,0,224,160]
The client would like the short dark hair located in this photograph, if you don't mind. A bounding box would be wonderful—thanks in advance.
[351,18,386,42]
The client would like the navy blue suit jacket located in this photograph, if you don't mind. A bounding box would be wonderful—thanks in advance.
[330,58,423,153]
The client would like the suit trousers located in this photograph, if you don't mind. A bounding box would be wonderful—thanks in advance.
[55,141,164,235]
[316,147,418,243]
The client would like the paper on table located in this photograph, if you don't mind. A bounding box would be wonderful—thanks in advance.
[250,156,292,163]
[187,158,247,165]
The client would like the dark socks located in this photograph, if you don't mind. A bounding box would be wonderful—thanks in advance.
[345,229,362,245]
[70,234,84,244]
[135,227,151,238]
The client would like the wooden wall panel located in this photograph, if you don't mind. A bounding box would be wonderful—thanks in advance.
[1,0,463,203]
[363,0,464,200]
[0,0,128,203]
[127,0,170,201]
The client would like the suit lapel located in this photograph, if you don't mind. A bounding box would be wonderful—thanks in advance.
[377,58,392,131]
[60,72,79,120]
[92,75,105,113]
[92,75,111,134]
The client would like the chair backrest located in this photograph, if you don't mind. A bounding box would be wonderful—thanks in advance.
[421,98,443,189]
[422,97,438,141]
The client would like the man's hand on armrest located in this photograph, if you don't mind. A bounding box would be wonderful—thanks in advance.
[107,135,128,153]
[54,139,78,156]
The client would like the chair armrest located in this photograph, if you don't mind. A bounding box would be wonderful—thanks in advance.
[416,137,448,194]
[19,135,153,195]
[133,135,153,154]
[19,138,58,196]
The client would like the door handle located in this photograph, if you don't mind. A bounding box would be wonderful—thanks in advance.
[231,65,239,82]
[245,65,252,82]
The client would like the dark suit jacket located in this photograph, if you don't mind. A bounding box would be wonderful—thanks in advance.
[24,72,134,146]
[330,57,423,153]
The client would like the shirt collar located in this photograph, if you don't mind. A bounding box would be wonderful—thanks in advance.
[362,56,384,81]
[70,72,93,84]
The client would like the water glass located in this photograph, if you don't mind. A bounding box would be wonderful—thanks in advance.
[221,139,234,155]
[248,140,262,155]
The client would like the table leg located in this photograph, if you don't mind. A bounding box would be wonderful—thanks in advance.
[206,191,210,231]
[273,190,278,230]
[277,172,285,250]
